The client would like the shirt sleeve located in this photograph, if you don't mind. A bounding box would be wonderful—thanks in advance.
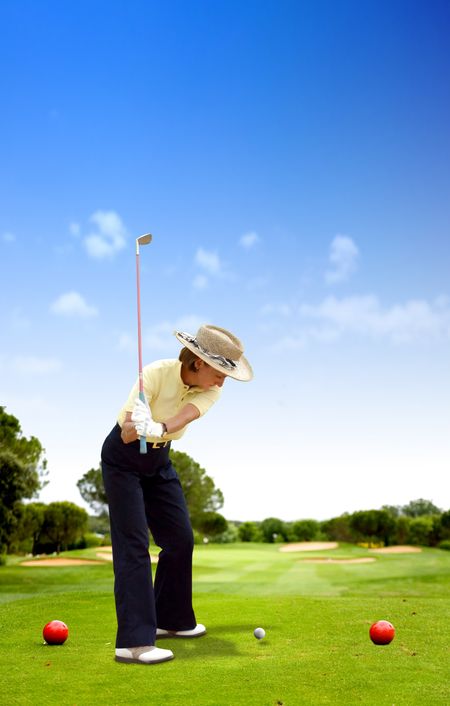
[187,386,222,416]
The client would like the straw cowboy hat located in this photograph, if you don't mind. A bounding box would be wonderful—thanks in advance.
[174,325,253,382]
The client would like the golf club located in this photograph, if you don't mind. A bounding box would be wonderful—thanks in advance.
[136,233,152,454]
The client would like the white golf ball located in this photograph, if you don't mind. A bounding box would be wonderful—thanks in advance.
[254,627,266,640]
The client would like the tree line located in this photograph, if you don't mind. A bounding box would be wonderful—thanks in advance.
[235,500,450,549]
[1,406,449,557]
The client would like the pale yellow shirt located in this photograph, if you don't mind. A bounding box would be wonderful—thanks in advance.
[117,359,221,441]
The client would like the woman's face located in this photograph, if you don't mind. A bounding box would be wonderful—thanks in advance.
[195,360,227,389]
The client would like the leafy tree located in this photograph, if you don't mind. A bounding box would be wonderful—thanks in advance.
[260,517,286,543]
[407,516,435,546]
[291,519,320,542]
[349,510,378,545]
[430,515,445,547]
[170,450,224,528]
[381,504,402,518]
[7,502,46,555]
[40,501,88,554]
[213,521,239,544]
[88,513,110,536]
[238,521,263,542]
[375,510,397,546]
[441,510,450,527]
[0,407,47,480]
[78,451,224,534]
[77,466,108,516]
[320,514,353,543]
[0,407,47,552]
[440,510,450,540]
[402,499,442,518]
[195,511,228,537]
[0,452,26,552]
[349,510,396,547]
[393,515,411,545]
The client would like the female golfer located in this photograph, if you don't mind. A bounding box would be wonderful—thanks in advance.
[101,324,252,664]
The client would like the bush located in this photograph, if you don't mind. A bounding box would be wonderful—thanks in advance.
[212,522,239,544]
[0,554,6,566]
[321,515,353,543]
[69,533,103,550]
[407,516,435,546]
[194,511,228,537]
[238,521,263,542]
[193,529,204,545]
[291,519,320,542]
[438,540,450,551]
[88,513,110,535]
[393,516,410,545]
[260,517,287,543]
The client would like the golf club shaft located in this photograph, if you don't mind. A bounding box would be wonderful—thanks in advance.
[135,246,147,454]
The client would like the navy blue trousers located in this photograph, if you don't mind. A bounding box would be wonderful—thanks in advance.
[101,424,196,648]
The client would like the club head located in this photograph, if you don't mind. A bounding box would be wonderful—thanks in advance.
[136,233,152,254]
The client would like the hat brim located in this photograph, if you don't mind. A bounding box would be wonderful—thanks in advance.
[174,331,253,381]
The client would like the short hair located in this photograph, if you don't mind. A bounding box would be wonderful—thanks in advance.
[178,346,201,372]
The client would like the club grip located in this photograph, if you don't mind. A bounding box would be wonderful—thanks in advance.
[138,390,148,454]
[139,435,147,454]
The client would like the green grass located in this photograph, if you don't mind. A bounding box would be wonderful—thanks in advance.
[1,543,450,705]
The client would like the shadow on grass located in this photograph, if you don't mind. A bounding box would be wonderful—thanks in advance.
[156,623,263,659]
[207,622,266,636]
[157,636,241,659]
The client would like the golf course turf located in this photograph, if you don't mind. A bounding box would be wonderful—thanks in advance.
[1,542,449,705]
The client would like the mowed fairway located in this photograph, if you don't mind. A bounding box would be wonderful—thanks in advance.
[1,543,449,705]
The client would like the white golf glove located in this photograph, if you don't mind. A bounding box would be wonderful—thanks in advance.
[131,398,165,438]
[131,397,151,422]
[134,418,165,439]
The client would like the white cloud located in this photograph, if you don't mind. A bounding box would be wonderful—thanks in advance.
[69,222,81,237]
[300,295,450,343]
[195,248,221,275]
[118,315,206,356]
[265,294,450,349]
[193,274,208,290]
[12,356,62,374]
[239,231,260,249]
[84,210,127,258]
[2,232,16,243]
[143,315,205,352]
[51,291,99,318]
[261,303,292,318]
[325,235,359,284]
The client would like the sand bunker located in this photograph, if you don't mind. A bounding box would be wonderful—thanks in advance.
[280,542,338,553]
[368,545,422,554]
[21,558,105,566]
[299,557,376,564]
[21,550,159,566]
[96,548,159,563]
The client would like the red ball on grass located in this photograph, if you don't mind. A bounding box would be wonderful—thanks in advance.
[43,620,69,645]
[369,620,395,645]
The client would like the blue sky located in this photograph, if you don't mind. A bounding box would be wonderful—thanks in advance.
[1,0,449,521]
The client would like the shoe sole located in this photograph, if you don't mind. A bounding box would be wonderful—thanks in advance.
[115,654,174,665]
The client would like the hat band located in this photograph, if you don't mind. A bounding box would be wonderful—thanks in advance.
[178,332,238,371]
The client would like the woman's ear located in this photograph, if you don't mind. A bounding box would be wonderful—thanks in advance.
[194,358,203,372]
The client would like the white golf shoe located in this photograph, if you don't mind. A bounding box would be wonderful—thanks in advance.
[115,645,174,664]
[156,623,207,639]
